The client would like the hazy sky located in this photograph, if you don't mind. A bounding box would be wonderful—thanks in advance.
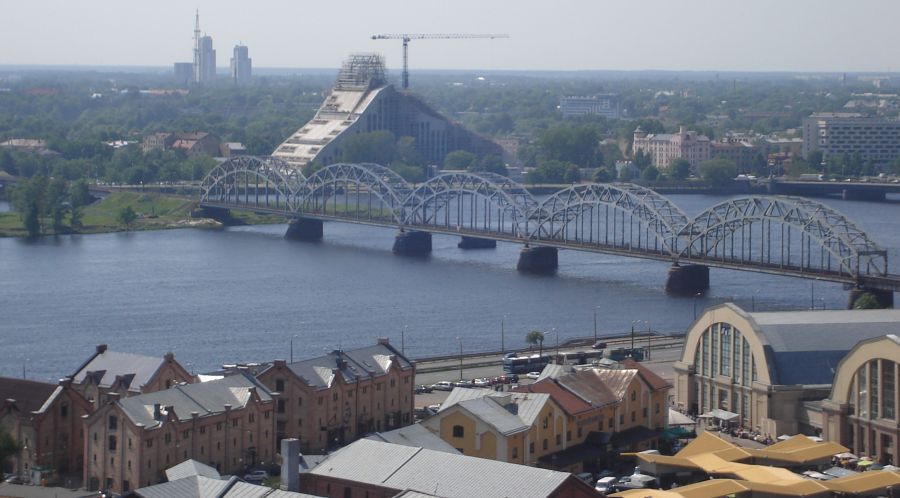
[3,0,900,73]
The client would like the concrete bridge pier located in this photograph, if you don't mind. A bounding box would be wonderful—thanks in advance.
[843,189,886,201]
[393,230,432,256]
[848,288,894,309]
[285,218,323,241]
[457,236,497,249]
[517,246,558,274]
[192,206,237,225]
[665,263,710,295]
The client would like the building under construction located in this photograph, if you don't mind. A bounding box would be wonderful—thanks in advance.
[272,54,500,168]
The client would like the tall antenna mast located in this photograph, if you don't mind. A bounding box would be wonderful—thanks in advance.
[192,10,201,83]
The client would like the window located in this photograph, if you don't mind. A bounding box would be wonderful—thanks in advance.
[555,434,561,446]
[145,439,153,449]
[566,431,571,442]
[884,360,896,420]
[249,413,255,423]
[93,432,98,442]
[655,403,660,414]
[631,391,636,401]
[643,407,648,418]
[128,438,132,449]
[232,419,238,428]
[298,397,303,406]
[217,422,222,431]
[619,414,624,425]
[377,383,382,391]
[631,411,636,422]
[200,426,206,434]
[542,439,548,450]
[108,435,117,451]
[452,425,464,438]
[512,447,518,459]
[598,419,603,431]
[542,417,548,429]
[608,417,614,429]
[332,393,338,401]
[318,397,323,406]
[60,403,68,418]
[529,442,534,454]
[275,379,285,392]
[390,379,396,387]
[164,433,172,445]
[182,430,190,439]
[277,400,286,414]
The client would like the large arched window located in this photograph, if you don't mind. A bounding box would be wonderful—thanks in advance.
[847,359,896,420]
[693,322,757,386]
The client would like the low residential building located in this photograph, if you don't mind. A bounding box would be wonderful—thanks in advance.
[421,389,564,466]
[515,359,671,472]
[633,126,710,169]
[220,142,247,158]
[301,438,599,498]
[0,378,93,482]
[82,373,275,495]
[673,303,900,437]
[141,132,222,157]
[69,344,195,410]
[821,334,900,464]
[710,141,760,173]
[255,339,414,453]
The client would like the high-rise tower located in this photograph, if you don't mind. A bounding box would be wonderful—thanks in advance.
[230,45,252,85]
[192,11,216,84]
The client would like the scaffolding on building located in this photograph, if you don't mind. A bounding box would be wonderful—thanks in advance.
[335,54,386,91]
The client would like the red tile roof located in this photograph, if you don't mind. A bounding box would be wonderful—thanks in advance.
[621,358,672,391]
[514,379,593,416]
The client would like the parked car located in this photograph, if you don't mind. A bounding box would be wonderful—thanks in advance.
[612,473,658,492]
[595,476,618,495]
[454,379,473,388]
[415,384,433,394]
[431,381,454,391]
[244,470,269,483]
[473,377,492,387]
[526,371,541,380]
[576,472,594,485]
[592,341,608,350]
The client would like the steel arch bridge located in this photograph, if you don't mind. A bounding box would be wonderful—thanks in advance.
[199,158,897,291]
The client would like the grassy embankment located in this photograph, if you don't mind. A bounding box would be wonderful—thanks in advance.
[0,191,283,237]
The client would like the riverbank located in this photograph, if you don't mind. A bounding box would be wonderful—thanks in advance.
[0,191,284,237]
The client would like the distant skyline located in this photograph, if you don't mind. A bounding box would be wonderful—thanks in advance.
[3,0,900,73]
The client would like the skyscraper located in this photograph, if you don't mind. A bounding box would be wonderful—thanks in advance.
[230,45,252,85]
[192,11,216,84]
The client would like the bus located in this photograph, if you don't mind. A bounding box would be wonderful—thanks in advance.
[502,353,552,374]
[556,350,605,365]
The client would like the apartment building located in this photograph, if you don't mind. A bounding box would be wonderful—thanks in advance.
[255,339,415,453]
[633,126,710,169]
[82,373,275,495]
[559,94,621,119]
[802,112,900,164]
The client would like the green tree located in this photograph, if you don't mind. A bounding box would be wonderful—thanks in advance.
[468,154,507,176]
[11,175,48,237]
[395,136,424,167]
[389,163,426,183]
[563,165,581,183]
[444,150,476,170]
[669,158,692,180]
[853,292,883,310]
[45,177,69,232]
[698,158,737,187]
[0,429,22,468]
[0,150,16,174]
[633,149,652,170]
[525,330,545,357]
[641,165,660,182]
[69,179,91,228]
[118,205,137,229]
[592,168,611,183]
[338,131,396,165]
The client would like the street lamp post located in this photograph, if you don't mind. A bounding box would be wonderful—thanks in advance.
[693,292,702,320]
[646,321,652,360]
[401,325,407,356]
[457,337,463,381]
[501,314,508,354]
[552,328,559,362]
[290,334,299,363]
[593,306,601,343]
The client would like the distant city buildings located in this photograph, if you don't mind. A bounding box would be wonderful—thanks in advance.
[558,94,621,119]
[230,45,252,85]
[802,112,900,164]
[173,62,193,86]
[633,126,711,170]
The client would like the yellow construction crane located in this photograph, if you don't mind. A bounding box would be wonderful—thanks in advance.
[370,33,509,89]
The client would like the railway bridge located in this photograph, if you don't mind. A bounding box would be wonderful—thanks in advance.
[198,157,898,307]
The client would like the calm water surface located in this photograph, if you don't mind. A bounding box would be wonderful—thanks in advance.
[2,194,898,381]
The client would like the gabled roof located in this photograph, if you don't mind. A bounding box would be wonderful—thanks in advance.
[591,368,639,401]
[514,379,593,416]
[165,459,221,481]
[365,424,460,454]
[70,347,175,393]
[310,439,577,498]
[437,388,549,436]
[272,342,412,391]
[117,372,270,428]
[132,475,321,498]
[621,358,672,391]
[0,377,58,415]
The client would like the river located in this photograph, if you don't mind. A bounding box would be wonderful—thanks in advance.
[2,194,898,381]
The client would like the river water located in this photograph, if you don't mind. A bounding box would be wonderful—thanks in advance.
[2,194,898,381]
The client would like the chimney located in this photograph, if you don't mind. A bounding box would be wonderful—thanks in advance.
[108,393,121,403]
[280,438,301,492]
[248,386,257,398]
[224,404,232,412]
[377,337,390,346]
[58,378,72,387]
[191,411,199,420]
[96,344,108,354]
[153,403,162,420]
[164,352,175,362]
[274,359,287,368]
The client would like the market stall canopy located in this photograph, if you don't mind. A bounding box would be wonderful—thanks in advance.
[698,408,739,421]
[668,408,696,426]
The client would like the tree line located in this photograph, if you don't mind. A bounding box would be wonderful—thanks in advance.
[10,176,92,237]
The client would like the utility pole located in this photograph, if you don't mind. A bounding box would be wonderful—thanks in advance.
[457,337,463,381]
[500,316,506,354]
[401,325,407,356]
